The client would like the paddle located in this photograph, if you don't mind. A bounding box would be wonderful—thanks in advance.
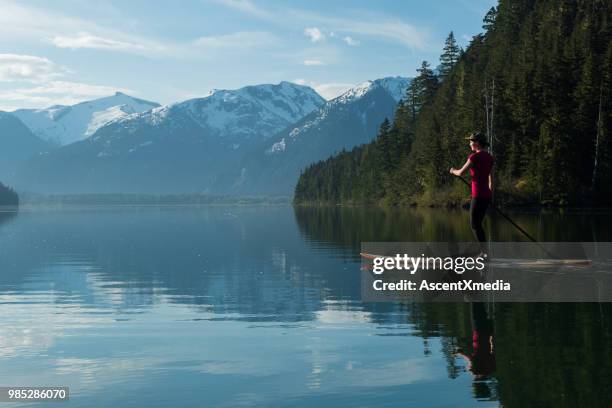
[454,174,559,259]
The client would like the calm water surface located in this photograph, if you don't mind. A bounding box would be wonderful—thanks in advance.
[0,206,611,407]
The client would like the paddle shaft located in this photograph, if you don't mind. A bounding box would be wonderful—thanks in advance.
[455,175,557,258]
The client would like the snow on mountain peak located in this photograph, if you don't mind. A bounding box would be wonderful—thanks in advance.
[334,81,374,104]
[373,76,412,102]
[268,76,411,149]
[85,104,140,137]
[115,81,325,141]
[333,76,410,105]
[89,82,326,158]
[13,92,160,145]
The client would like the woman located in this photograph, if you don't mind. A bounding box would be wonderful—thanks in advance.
[449,132,494,246]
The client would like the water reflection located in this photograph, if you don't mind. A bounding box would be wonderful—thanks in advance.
[0,206,610,407]
[293,205,612,245]
[294,206,612,407]
[454,303,496,400]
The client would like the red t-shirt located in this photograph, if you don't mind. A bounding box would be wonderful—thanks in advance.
[468,151,494,198]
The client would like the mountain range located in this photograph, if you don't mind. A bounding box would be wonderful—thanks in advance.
[13,92,160,146]
[218,77,410,195]
[3,77,410,195]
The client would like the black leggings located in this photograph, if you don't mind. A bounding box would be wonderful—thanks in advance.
[470,198,490,243]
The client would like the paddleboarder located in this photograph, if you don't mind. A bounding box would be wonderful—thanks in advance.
[449,132,494,248]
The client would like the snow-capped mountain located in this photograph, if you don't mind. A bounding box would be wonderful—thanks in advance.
[94,81,325,151]
[286,77,408,146]
[266,76,410,155]
[12,92,160,146]
[331,77,409,105]
[218,76,411,195]
[12,82,325,194]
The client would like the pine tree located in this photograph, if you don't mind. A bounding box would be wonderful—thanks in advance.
[415,61,439,109]
[376,118,393,172]
[404,79,420,121]
[482,7,497,32]
[593,41,612,202]
[439,32,461,79]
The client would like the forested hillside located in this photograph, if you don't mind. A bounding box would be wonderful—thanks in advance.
[0,182,18,206]
[294,0,612,206]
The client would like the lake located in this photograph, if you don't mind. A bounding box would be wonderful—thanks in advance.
[0,206,611,407]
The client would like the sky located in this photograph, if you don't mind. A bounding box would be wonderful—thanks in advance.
[0,0,496,111]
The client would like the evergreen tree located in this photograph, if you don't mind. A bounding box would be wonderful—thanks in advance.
[482,7,497,32]
[376,118,393,172]
[593,41,612,201]
[404,79,421,121]
[416,61,438,104]
[439,32,461,79]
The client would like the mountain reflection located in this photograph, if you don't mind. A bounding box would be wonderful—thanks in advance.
[1,206,611,407]
[0,207,413,322]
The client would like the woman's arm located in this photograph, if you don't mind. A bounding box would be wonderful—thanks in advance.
[488,173,493,191]
[450,159,472,177]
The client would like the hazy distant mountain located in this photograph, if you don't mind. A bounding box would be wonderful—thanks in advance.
[0,112,52,180]
[12,92,160,146]
[216,76,411,195]
[13,82,325,194]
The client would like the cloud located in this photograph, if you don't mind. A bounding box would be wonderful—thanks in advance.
[51,32,152,52]
[0,54,64,83]
[343,36,360,46]
[303,60,325,66]
[0,53,129,110]
[314,82,354,99]
[304,27,325,43]
[291,79,354,100]
[213,0,273,20]
[313,15,428,50]
[0,81,132,111]
[0,1,90,40]
[215,1,429,50]
[194,31,279,48]
[1,1,173,58]
[16,81,130,97]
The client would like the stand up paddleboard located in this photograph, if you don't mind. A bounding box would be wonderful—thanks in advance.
[359,252,592,268]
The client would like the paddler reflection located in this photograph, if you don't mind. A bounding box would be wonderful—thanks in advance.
[455,302,496,378]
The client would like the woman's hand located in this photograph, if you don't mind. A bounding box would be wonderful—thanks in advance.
[450,160,472,177]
